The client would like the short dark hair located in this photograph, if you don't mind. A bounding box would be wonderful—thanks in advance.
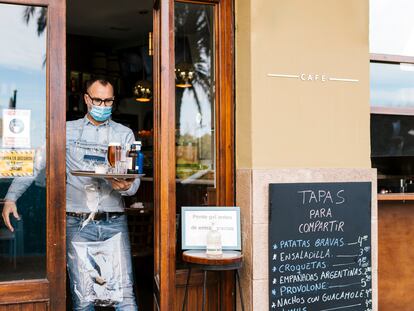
[85,78,114,93]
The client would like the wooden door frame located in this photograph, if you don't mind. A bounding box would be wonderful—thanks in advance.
[153,0,177,308]
[0,0,66,309]
[153,0,234,308]
[215,0,235,208]
[212,0,235,305]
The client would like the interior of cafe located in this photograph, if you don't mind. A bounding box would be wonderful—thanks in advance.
[66,1,155,308]
[0,0,218,309]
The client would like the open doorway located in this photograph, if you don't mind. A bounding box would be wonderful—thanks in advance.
[66,0,154,309]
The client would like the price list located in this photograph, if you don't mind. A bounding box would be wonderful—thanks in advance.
[268,183,372,311]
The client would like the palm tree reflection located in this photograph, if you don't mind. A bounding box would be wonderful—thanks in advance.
[175,4,215,180]
[23,6,47,36]
[23,6,47,67]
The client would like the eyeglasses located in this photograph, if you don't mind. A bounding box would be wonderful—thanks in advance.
[86,93,115,107]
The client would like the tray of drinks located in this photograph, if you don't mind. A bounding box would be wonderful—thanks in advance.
[70,170,144,179]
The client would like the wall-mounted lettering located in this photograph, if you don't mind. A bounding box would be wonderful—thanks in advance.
[267,73,359,83]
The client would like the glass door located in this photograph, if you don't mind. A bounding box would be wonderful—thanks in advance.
[0,0,66,309]
[153,0,234,308]
[173,1,235,309]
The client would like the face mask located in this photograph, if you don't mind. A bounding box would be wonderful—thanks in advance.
[89,105,112,122]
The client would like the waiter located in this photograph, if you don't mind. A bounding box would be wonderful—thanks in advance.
[2,78,139,310]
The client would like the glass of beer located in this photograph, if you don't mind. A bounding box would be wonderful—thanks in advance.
[107,142,121,173]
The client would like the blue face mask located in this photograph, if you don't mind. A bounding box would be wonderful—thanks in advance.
[89,105,112,122]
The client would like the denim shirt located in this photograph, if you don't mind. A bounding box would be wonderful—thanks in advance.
[6,116,140,213]
[66,116,140,212]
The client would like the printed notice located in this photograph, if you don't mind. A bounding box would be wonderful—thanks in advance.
[181,207,241,250]
[2,109,31,148]
[268,183,372,311]
[0,149,35,177]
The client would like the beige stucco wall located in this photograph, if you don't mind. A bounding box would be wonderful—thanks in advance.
[236,0,370,169]
[235,1,372,310]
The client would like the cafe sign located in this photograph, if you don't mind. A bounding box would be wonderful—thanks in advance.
[0,149,35,177]
[267,72,359,83]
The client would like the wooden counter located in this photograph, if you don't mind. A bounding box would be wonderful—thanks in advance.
[378,193,414,201]
[378,199,414,310]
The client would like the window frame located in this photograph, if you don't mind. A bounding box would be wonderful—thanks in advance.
[153,0,234,308]
[0,0,66,309]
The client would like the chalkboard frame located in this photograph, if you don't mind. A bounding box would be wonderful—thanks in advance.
[268,182,373,311]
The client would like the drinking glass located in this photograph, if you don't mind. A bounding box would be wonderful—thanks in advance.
[107,142,121,173]
[116,144,128,174]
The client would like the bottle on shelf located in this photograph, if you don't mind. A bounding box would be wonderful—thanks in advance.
[70,76,77,92]
[136,141,144,174]
[407,179,414,192]
[206,222,222,258]
[68,93,80,112]
[400,178,406,193]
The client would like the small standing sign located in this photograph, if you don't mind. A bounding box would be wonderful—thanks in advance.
[181,206,241,250]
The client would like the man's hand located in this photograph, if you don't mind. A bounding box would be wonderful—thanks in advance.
[2,200,20,232]
[107,178,134,191]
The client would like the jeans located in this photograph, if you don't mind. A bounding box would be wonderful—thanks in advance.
[66,214,138,311]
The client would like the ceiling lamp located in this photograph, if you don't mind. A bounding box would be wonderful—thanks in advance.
[134,33,153,103]
[175,62,194,88]
[133,80,152,102]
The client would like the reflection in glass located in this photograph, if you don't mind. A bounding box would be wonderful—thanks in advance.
[175,3,216,210]
[371,62,414,108]
[0,3,47,281]
[370,0,414,57]
[371,114,414,157]
[371,114,414,175]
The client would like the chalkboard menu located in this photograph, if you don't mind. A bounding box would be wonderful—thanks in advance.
[269,182,372,311]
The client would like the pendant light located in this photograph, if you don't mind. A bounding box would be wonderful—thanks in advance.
[175,20,194,88]
[134,33,153,102]
[133,80,152,102]
[175,62,194,88]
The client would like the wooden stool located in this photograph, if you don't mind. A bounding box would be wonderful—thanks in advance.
[181,250,245,311]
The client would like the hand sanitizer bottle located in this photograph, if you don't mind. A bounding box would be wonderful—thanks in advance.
[206,222,223,258]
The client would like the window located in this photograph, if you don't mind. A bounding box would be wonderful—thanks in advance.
[175,3,216,209]
[0,3,47,281]
[370,0,414,181]
[370,0,414,57]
